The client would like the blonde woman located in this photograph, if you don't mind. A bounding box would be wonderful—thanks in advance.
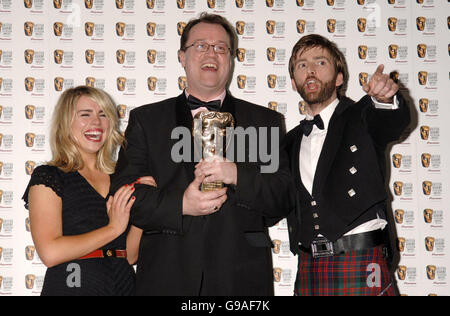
[23,86,155,296]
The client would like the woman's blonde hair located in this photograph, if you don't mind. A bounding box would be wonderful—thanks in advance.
[48,86,124,174]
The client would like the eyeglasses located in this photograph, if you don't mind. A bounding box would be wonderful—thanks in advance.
[183,41,231,55]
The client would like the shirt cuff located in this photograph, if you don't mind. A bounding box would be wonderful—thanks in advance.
[371,95,399,110]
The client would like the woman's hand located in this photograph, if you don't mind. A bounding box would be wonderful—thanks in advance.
[106,184,135,235]
[133,176,157,187]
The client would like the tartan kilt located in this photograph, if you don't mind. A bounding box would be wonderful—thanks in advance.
[294,246,396,296]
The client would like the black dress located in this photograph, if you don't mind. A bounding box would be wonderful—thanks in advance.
[23,165,135,296]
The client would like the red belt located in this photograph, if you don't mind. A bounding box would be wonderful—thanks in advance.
[79,249,127,260]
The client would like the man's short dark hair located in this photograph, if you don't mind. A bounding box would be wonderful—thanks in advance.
[179,12,238,57]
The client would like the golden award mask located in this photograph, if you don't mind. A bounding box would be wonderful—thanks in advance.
[193,111,235,192]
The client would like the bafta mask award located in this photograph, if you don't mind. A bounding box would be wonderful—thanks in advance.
[193,111,235,192]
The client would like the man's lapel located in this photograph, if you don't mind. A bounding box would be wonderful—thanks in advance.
[175,93,196,180]
[289,126,306,192]
[221,92,237,124]
[312,97,353,195]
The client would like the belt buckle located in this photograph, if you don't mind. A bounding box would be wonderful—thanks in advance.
[102,249,116,258]
[311,237,334,258]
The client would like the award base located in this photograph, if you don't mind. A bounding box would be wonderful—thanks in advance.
[201,181,224,192]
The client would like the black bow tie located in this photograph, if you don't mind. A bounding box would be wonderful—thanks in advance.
[299,114,325,136]
[187,95,221,112]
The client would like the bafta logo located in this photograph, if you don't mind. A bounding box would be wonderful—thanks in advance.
[24,49,35,64]
[85,49,95,64]
[25,105,35,120]
[357,18,367,32]
[25,133,35,147]
[24,22,34,37]
[272,239,281,254]
[420,125,430,140]
[25,77,35,92]
[85,22,95,36]
[394,209,404,224]
[358,72,368,86]
[392,154,402,168]
[54,22,63,36]
[116,0,124,9]
[85,77,95,87]
[54,77,64,92]
[237,75,246,89]
[393,181,403,196]
[421,153,431,168]
[24,0,33,9]
[388,18,397,32]
[147,49,157,64]
[116,22,126,37]
[266,20,275,35]
[422,181,432,196]
[25,274,36,289]
[177,0,185,9]
[425,236,435,252]
[147,22,156,37]
[25,246,35,261]
[424,209,433,224]
[207,0,216,9]
[397,266,406,281]
[25,160,36,175]
[147,77,157,91]
[417,44,427,58]
[267,74,277,89]
[273,268,282,282]
[236,48,246,62]
[117,77,126,91]
[178,76,187,91]
[426,265,436,280]
[418,71,428,85]
[266,47,276,62]
[236,21,245,35]
[193,111,235,192]
[268,102,278,111]
[117,104,127,119]
[85,0,93,9]
[327,19,336,33]
[53,0,62,9]
[297,20,306,34]
[358,45,367,60]
[388,45,398,59]
[177,22,186,36]
[397,237,405,252]
[416,17,426,31]
[116,50,126,64]
[54,49,64,64]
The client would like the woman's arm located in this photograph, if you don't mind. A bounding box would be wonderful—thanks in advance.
[126,225,142,265]
[28,184,135,268]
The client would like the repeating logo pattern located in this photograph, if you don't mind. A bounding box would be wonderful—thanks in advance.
[0,0,448,296]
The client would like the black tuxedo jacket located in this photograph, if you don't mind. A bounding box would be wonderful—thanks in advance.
[284,94,410,253]
[111,92,294,295]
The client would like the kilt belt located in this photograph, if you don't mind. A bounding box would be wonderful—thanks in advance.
[299,229,385,259]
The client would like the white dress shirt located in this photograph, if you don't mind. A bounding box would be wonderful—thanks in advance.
[299,96,398,237]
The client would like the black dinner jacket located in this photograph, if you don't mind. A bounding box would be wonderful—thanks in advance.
[284,94,410,253]
[111,92,294,296]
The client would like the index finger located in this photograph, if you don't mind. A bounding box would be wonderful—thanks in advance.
[374,64,385,76]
